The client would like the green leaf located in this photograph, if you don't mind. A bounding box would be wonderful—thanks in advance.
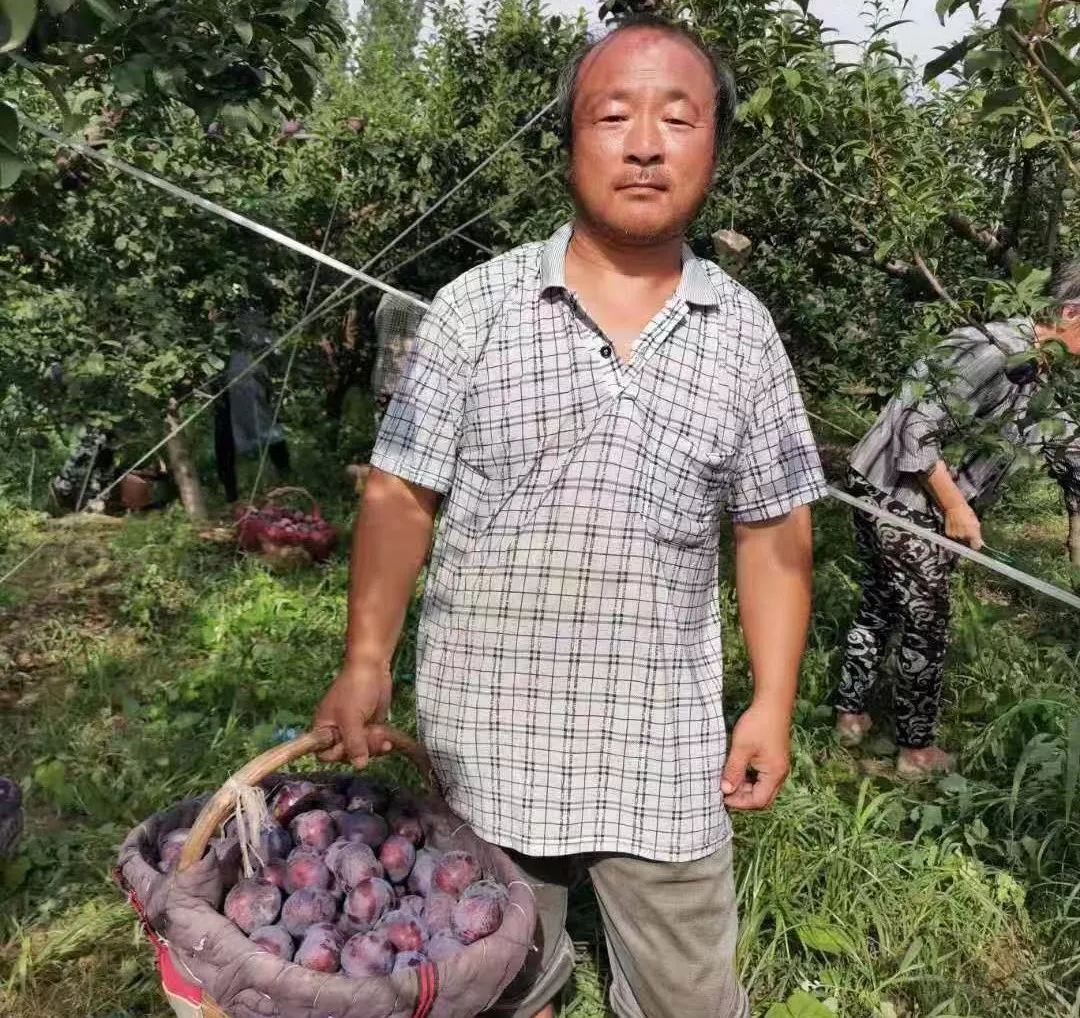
[152,65,187,96]
[977,85,1024,120]
[290,35,317,61]
[797,920,856,956]
[44,0,77,11]
[1022,132,1049,150]
[0,0,37,53]
[0,100,18,153]
[964,47,1006,75]
[781,67,802,90]
[0,857,30,890]
[785,991,835,1018]
[747,85,773,116]
[233,18,253,44]
[112,58,150,95]
[923,36,973,82]
[61,111,89,135]
[83,351,106,375]
[84,0,123,24]
[0,152,25,188]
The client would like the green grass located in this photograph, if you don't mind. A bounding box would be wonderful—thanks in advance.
[1,457,1078,1017]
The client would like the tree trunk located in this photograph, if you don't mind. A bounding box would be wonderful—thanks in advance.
[164,399,207,523]
[1069,510,1080,573]
[1044,157,1070,265]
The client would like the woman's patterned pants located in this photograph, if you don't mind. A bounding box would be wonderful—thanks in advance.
[836,472,958,748]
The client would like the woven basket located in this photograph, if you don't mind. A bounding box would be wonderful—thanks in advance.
[234,486,338,562]
[116,728,537,1018]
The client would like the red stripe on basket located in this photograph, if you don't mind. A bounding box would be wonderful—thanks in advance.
[124,888,203,1006]
[411,962,438,1018]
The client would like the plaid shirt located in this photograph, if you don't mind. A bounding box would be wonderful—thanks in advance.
[372,224,826,861]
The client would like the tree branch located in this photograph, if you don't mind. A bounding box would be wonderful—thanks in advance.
[1004,24,1080,120]
[945,210,1019,269]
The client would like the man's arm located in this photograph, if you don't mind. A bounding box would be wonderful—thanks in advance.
[923,460,983,550]
[721,505,813,810]
[314,468,440,768]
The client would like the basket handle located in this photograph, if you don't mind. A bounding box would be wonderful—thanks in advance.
[262,485,321,515]
[177,726,431,873]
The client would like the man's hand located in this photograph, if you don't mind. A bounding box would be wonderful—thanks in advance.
[943,503,983,550]
[720,703,792,810]
[313,657,393,769]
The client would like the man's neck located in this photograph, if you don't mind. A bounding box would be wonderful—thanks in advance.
[566,219,684,287]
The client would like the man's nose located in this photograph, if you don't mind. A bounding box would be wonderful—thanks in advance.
[625,114,663,166]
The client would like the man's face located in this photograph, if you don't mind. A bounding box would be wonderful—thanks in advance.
[567,29,717,246]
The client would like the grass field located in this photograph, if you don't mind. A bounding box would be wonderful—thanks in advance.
[1,423,1079,1018]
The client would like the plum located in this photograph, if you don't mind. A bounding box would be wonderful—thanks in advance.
[422,892,456,935]
[379,835,416,884]
[378,910,427,952]
[260,859,287,890]
[281,888,337,937]
[250,924,295,961]
[157,828,190,872]
[426,929,465,961]
[462,879,510,906]
[224,878,282,934]
[344,777,388,814]
[398,895,425,918]
[285,849,331,893]
[341,930,395,977]
[290,809,336,852]
[433,852,481,897]
[407,849,441,896]
[296,923,343,972]
[257,822,293,860]
[452,893,503,944]
[272,780,318,823]
[333,842,384,888]
[394,950,427,972]
[333,809,389,848]
[386,806,423,846]
[344,877,394,927]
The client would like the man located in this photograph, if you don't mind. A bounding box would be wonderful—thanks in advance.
[213,300,291,504]
[315,18,826,1018]
[836,268,1080,777]
[371,288,427,428]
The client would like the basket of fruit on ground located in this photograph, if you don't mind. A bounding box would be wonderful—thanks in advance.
[233,487,338,564]
[116,728,536,1018]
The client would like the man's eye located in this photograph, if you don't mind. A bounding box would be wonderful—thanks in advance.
[600,114,627,123]
[665,118,691,126]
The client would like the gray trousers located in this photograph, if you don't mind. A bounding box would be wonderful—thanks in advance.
[488,840,748,1018]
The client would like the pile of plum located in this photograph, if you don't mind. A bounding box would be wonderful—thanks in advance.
[234,504,337,562]
[157,777,508,975]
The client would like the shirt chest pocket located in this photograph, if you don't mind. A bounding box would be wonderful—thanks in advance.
[640,418,738,549]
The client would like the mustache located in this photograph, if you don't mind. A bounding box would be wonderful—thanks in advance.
[615,173,670,190]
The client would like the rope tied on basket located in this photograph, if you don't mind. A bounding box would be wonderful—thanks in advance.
[222,777,273,879]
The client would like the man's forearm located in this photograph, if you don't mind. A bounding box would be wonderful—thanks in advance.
[732,506,814,718]
[343,467,440,668]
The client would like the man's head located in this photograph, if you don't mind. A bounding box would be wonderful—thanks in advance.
[556,17,735,246]
[1046,260,1080,355]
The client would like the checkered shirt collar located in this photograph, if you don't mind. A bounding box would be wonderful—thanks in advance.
[539,222,720,308]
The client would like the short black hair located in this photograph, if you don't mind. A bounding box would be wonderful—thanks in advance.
[555,15,737,158]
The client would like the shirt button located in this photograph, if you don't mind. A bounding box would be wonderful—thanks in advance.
[600,345,612,358]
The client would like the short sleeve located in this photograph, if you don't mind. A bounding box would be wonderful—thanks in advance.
[369,288,468,494]
[726,324,827,522]
[894,332,1004,475]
